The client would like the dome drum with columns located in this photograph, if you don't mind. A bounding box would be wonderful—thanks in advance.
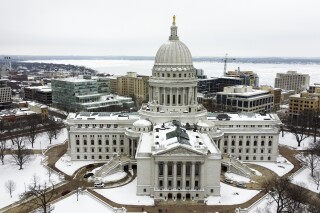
[139,16,207,124]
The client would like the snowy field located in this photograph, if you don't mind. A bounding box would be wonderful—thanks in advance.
[5,128,68,150]
[94,178,154,206]
[205,182,260,205]
[246,156,294,176]
[55,155,100,176]
[279,132,317,150]
[52,191,121,213]
[291,167,320,193]
[225,172,251,183]
[0,155,61,209]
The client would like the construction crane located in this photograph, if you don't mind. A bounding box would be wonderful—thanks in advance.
[223,53,235,76]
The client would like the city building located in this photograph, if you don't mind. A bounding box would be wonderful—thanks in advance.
[24,86,52,105]
[226,69,259,87]
[0,79,12,109]
[52,77,133,112]
[288,89,320,117]
[66,17,281,202]
[116,72,149,106]
[308,83,320,93]
[216,85,274,113]
[198,77,243,94]
[274,71,310,94]
[260,86,281,111]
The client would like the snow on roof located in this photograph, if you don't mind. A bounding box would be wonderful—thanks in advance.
[133,119,152,127]
[208,113,280,122]
[68,112,139,121]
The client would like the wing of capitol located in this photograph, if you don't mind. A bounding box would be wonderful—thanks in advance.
[66,16,282,201]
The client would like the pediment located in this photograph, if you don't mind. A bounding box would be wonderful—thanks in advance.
[155,145,204,156]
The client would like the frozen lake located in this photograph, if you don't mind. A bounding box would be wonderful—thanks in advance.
[25,59,320,86]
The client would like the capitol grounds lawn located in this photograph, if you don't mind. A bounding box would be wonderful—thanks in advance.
[279,131,319,150]
[51,191,117,213]
[5,128,68,150]
[0,154,61,209]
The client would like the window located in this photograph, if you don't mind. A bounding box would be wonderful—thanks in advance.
[76,148,80,152]
[99,148,102,152]
[246,149,249,153]
[268,141,272,146]
[91,155,94,159]
[268,156,271,160]
[246,141,250,146]
[231,141,235,146]
[239,141,242,146]
[91,140,94,145]
[224,141,228,146]
[261,141,265,146]
[77,155,80,159]
[120,140,124,145]
[254,141,257,146]
[98,140,102,145]
[84,140,87,145]
[76,140,79,145]
[84,155,87,159]
[143,189,146,192]
[106,140,109,145]
[91,148,95,152]
[253,156,256,160]
[246,156,249,160]
[113,140,117,145]
[210,189,214,193]
[231,149,234,153]
[113,148,117,152]
[260,156,263,160]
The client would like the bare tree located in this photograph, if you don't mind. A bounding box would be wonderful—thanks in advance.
[286,115,310,147]
[310,140,320,156]
[26,114,42,148]
[5,180,16,198]
[262,176,291,213]
[10,137,32,170]
[21,181,56,213]
[0,139,6,165]
[313,170,320,190]
[301,152,320,177]
[286,182,310,213]
[45,116,62,144]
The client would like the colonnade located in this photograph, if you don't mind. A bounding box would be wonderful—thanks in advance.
[154,161,204,191]
[149,86,197,106]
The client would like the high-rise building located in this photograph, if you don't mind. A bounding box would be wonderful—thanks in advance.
[0,79,12,109]
[226,69,259,87]
[24,86,52,105]
[274,71,310,94]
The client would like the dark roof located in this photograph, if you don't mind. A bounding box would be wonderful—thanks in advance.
[166,122,191,146]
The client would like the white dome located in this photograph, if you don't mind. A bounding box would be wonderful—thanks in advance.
[154,40,193,66]
[133,119,152,127]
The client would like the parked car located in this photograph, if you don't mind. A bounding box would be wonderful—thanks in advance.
[94,182,104,188]
[224,178,234,184]
[83,172,94,178]
[236,181,247,188]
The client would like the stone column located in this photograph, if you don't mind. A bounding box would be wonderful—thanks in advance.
[200,162,205,189]
[163,88,166,105]
[194,87,197,104]
[182,162,186,189]
[191,162,195,190]
[176,88,179,106]
[173,162,177,189]
[170,88,173,106]
[149,86,152,102]
[164,162,168,189]
[158,87,161,104]
[182,88,185,105]
[155,162,159,189]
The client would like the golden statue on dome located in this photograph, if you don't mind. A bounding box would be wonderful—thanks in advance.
[173,15,176,25]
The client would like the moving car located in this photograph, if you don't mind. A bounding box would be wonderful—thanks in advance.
[83,172,94,178]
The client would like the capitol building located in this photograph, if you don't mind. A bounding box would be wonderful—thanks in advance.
[66,17,281,201]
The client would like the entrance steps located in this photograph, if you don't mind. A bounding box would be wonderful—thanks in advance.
[95,154,131,178]
[221,154,253,178]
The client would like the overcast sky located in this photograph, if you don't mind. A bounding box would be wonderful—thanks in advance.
[0,0,319,57]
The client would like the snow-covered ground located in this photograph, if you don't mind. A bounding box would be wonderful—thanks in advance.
[279,132,317,150]
[102,172,127,182]
[246,155,294,176]
[0,155,61,209]
[247,194,277,213]
[52,191,122,213]
[94,178,154,206]
[225,172,251,183]
[249,168,262,176]
[291,167,320,193]
[5,128,68,151]
[55,154,100,176]
[205,182,260,205]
